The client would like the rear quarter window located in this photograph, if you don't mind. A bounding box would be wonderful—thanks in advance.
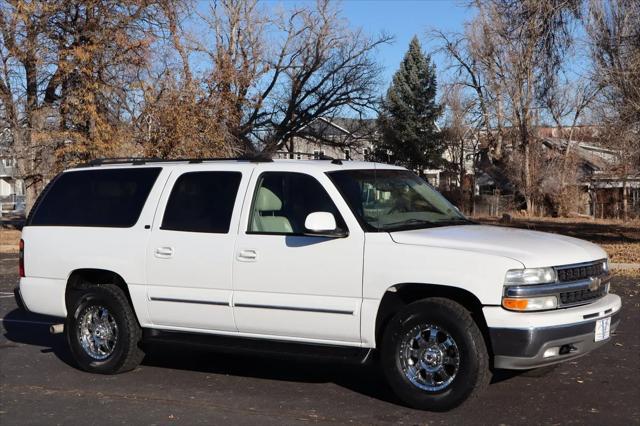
[29,168,161,227]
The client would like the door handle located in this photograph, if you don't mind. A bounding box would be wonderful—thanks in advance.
[237,249,257,262]
[155,247,174,259]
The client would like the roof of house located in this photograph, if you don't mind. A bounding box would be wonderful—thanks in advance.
[299,117,377,139]
[541,138,613,171]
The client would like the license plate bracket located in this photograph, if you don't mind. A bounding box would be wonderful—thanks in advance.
[594,316,611,342]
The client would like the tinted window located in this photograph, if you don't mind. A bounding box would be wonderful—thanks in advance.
[249,172,346,234]
[161,172,242,233]
[30,168,161,227]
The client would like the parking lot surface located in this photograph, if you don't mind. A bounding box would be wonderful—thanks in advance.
[1,253,638,425]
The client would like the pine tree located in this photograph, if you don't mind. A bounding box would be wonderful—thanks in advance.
[377,36,443,172]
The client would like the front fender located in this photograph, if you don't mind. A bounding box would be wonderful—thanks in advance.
[360,233,523,347]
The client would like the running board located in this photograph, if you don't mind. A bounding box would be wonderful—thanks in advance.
[143,329,374,364]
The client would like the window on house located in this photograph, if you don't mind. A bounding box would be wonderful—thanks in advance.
[161,171,242,233]
[344,149,351,160]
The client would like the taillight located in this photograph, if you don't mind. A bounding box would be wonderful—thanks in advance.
[19,239,25,278]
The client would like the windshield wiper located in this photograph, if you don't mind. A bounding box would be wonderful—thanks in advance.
[380,217,474,231]
[379,219,435,229]
[431,218,474,227]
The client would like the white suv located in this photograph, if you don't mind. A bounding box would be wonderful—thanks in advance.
[15,157,621,410]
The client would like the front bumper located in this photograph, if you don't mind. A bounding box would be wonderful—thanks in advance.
[491,312,620,369]
[485,293,622,369]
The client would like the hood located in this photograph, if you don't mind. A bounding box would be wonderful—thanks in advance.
[390,225,607,268]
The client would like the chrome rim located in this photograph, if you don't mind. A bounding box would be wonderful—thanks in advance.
[77,305,118,360]
[399,324,460,392]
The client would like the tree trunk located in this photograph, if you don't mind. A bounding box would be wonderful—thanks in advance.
[458,137,465,212]
[25,181,40,217]
[494,91,504,159]
[622,177,628,221]
[523,142,534,216]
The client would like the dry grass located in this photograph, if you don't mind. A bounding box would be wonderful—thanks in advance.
[0,229,21,253]
[474,216,640,264]
[600,243,640,264]
[612,268,640,279]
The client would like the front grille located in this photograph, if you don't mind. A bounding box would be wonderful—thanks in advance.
[557,261,605,282]
[559,284,608,306]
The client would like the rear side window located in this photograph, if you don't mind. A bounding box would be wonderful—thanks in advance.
[161,171,242,233]
[29,168,161,227]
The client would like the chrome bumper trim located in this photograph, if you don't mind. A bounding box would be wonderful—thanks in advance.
[491,312,620,370]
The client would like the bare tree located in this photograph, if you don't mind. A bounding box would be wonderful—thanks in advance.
[197,0,392,153]
[1,1,59,209]
[586,0,640,219]
[435,0,581,215]
[136,0,391,158]
[441,85,480,212]
[0,0,166,210]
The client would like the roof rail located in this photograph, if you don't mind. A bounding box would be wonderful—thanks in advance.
[317,154,335,161]
[315,154,342,165]
[84,157,161,166]
[78,154,273,168]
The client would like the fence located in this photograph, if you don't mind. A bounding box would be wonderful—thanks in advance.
[472,192,519,217]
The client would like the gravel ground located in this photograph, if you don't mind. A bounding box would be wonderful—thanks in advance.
[1,253,639,425]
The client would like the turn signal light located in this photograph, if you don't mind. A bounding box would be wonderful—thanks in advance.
[502,295,558,311]
[503,298,529,310]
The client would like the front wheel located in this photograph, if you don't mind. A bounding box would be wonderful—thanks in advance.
[380,298,490,411]
[65,284,145,374]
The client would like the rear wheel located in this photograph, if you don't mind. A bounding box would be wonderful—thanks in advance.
[66,284,144,374]
[381,298,490,411]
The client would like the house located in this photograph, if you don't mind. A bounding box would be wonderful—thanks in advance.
[0,130,25,216]
[540,137,640,217]
[274,116,453,188]
[0,157,23,198]
[275,117,377,161]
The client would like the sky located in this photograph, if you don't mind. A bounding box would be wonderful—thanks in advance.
[192,0,474,96]
[338,0,473,91]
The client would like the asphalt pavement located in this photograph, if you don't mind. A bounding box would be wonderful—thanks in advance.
[1,253,638,425]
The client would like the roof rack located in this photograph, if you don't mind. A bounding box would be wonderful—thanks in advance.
[79,153,273,167]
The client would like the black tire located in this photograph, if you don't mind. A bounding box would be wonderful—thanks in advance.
[380,298,490,411]
[65,284,145,374]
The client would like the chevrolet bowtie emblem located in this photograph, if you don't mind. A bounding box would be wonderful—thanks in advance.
[588,277,602,292]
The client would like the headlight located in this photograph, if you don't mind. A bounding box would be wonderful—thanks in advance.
[504,267,556,285]
[502,296,558,311]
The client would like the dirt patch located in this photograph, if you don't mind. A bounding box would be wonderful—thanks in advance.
[0,229,21,253]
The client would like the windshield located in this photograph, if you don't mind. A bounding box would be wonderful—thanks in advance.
[327,169,470,232]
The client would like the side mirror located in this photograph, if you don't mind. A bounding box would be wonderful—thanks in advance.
[304,212,347,237]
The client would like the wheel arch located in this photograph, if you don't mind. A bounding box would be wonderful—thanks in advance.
[374,283,493,358]
[65,269,137,320]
